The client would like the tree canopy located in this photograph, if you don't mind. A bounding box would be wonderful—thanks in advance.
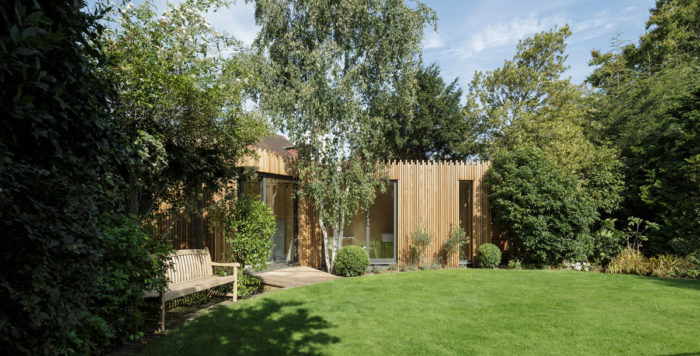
[464,25,623,216]
[253,0,435,270]
[102,0,268,245]
[379,63,470,160]
[586,0,699,256]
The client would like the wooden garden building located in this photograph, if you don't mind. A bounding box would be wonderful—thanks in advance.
[167,135,495,268]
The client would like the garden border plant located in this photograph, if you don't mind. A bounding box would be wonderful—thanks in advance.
[334,246,370,277]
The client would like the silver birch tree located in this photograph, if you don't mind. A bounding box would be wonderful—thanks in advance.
[252,0,434,271]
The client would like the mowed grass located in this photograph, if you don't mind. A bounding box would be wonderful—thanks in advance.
[141,269,700,355]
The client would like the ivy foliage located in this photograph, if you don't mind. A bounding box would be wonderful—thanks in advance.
[488,148,598,266]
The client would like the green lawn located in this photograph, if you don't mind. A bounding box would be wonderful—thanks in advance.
[140,269,700,355]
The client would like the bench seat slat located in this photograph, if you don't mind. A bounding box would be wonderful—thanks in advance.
[144,275,236,300]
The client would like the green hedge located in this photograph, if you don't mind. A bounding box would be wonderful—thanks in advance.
[334,246,370,277]
[477,243,502,268]
[488,148,597,266]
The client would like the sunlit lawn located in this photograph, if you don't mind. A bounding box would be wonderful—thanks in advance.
[140,269,700,355]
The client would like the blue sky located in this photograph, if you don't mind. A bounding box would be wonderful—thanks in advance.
[102,0,656,87]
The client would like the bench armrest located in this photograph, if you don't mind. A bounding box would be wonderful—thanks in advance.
[211,262,240,268]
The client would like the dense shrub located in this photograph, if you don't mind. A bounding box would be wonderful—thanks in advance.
[477,243,502,268]
[410,225,433,265]
[592,219,626,266]
[0,1,142,353]
[334,246,370,277]
[224,194,276,271]
[488,148,598,266]
[89,215,170,348]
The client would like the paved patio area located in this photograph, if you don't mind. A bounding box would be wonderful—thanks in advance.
[254,266,341,288]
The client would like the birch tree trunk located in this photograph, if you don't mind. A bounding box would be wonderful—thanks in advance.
[318,207,331,272]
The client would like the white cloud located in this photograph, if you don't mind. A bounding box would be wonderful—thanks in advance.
[205,1,259,46]
[445,14,568,59]
[423,28,445,49]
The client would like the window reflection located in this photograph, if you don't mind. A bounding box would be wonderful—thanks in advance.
[459,181,473,261]
[241,176,297,264]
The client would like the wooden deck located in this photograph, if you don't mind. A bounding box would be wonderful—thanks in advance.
[254,266,341,288]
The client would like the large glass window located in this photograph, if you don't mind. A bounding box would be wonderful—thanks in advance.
[240,176,297,264]
[368,185,395,260]
[264,178,296,263]
[339,182,396,262]
[459,180,473,262]
[242,180,261,199]
[342,212,366,250]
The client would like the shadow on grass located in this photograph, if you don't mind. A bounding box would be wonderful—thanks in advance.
[646,276,700,291]
[152,299,339,355]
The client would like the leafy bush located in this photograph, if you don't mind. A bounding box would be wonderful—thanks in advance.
[237,272,263,298]
[400,265,409,272]
[592,219,626,266]
[477,243,502,268]
[507,259,522,270]
[373,266,384,274]
[431,262,442,270]
[441,224,469,264]
[410,225,433,265]
[225,194,276,271]
[334,246,370,277]
[389,264,398,271]
[89,215,170,348]
[488,148,598,266]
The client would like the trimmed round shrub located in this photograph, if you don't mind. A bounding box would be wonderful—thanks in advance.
[334,246,370,277]
[477,243,502,268]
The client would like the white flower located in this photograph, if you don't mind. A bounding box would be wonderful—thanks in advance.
[127,3,134,10]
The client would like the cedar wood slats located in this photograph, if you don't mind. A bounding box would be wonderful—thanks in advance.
[157,196,230,262]
[388,160,492,267]
[162,148,493,266]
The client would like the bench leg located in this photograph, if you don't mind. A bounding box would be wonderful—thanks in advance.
[159,293,166,332]
[233,265,238,302]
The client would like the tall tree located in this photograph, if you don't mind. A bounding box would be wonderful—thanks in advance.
[380,63,471,160]
[253,0,434,270]
[464,25,623,216]
[102,0,267,244]
[586,0,699,256]
[0,0,122,353]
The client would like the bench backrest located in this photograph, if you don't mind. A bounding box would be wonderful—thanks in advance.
[167,248,213,285]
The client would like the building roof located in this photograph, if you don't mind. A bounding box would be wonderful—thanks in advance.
[254,134,296,157]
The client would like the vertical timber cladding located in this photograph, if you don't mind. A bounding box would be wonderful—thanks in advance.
[387,160,492,267]
[244,148,493,268]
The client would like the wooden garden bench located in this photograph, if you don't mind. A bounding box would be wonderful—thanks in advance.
[144,248,239,331]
